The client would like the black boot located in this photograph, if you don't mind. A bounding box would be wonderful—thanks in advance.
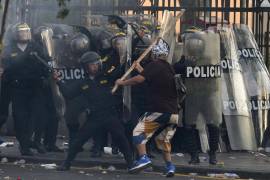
[189,152,200,164]
[57,161,71,171]
[32,142,47,154]
[208,151,217,165]
[19,147,34,156]
[207,124,220,165]
[112,146,119,155]
[45,145,64,153]
[90,150,102,158]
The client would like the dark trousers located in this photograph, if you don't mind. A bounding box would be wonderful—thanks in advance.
[32,88,59,147]
[65,109,133,167]
[186,124,220,154]
[11,89,37,149]
[65,96,88,145]
[0,80,11,128]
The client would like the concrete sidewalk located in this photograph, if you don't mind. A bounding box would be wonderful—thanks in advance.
[0,136,270,179]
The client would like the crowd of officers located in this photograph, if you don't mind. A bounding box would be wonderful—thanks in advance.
[0,23,220,177]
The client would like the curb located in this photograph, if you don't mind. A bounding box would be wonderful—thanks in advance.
[1,154,270,179]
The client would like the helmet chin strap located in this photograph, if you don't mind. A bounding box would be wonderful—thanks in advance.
[17,42,28,52]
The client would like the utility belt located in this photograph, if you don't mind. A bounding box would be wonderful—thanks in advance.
[86,105,119,116]
[9,79,44,89]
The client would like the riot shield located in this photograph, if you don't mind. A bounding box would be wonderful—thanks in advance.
[234,24,270,146]
[218,25,257,151]
[184,32,222,126]
[122,24,133,123]
[183,31,222,152]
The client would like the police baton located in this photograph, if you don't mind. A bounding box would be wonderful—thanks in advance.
[30,51,54,72]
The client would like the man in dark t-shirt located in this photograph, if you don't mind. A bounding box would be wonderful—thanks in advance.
[115,38,179,177]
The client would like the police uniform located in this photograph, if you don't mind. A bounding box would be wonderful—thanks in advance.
[2,41,49,155]
[89,49,122,156]
[57,51,133,170]
[59,33,90,150]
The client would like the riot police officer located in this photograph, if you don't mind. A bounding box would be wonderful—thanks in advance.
[56,51,133,171]
[1,23,49,156]
[175,28,221,165]
[60,33,90,152]
[89,30,123,157]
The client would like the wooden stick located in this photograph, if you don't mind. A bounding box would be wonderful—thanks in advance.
[111,38,158,94]
[112,9,186,94]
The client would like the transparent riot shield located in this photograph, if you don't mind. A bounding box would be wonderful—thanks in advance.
[122,24,132,123]
[183,32,222,152]
[218,25,257,151]
[234,24,270,146]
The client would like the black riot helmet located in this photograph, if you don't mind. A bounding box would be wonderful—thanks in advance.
[70,33,90,55]
[97,30,113,53]
[79,51,102,75]
[14,23,32,43]
[33,26,53,44]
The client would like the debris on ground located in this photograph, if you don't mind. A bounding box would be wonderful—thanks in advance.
[217,161,225,167]
[85,173,94,176]
[207,173,239,179]
[40,163,57,170]
[0,142,14,147]
[79,170,85,174]
[1,157,8,163]
[103,147,112,155]
[107,165,116,171]
[18,159,26,164]
[199,156,207,162]
[176,153,184,157]
[224,173,240,178]
[92,166,103,170]
[102,170,107,174]
[229,156,236,160]
[189,173,198,176]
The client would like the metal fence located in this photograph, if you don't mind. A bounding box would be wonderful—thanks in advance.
[118,0,270,67]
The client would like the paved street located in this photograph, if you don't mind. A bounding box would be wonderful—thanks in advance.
[0,163,254,180]
[0,137,269,179]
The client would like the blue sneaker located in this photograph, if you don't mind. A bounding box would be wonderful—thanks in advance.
[165,163,175,177]
[128,154,152,174]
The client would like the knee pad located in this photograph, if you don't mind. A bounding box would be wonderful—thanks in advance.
[133,134,146,145]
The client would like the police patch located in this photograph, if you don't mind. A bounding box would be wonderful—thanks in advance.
[107,66,115,74]
[100,80,108,84]
[81,85,89,90]
[11,53,18,57]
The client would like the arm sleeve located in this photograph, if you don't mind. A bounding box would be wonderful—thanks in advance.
[57,80,85,100]
[140,62,160,82]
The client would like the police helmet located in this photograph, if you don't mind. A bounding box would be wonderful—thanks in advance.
[33,26,53,44]
[181,26,202,42]
[80,51,101,65]
[14,23,31,43]
[98,30,113,52]
[70,33,90,55]
[80,51,102,74]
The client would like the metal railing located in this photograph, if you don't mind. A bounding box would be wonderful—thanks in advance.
[118,0,270,65]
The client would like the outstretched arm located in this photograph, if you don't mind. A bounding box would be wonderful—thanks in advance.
[115,74,145,86]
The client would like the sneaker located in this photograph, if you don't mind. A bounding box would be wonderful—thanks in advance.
[128,154,152,174]
[165,163,175,177]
